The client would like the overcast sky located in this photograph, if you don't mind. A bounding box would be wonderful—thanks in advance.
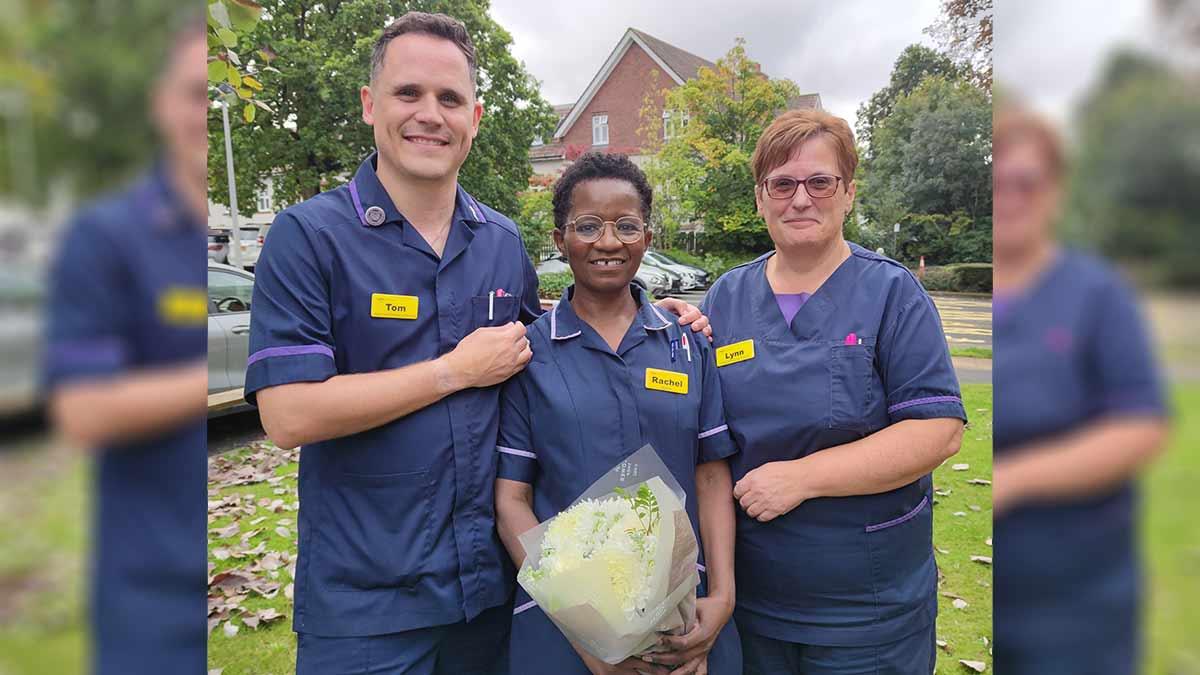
[489,0,943,132]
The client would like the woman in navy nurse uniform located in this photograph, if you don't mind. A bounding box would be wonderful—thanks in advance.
[703,110,966,674]
[494,153,741,675]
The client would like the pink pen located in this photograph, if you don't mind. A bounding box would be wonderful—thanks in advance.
[844,332,857,345]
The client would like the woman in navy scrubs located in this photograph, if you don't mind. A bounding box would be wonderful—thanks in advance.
[702,110,966,674]
[494,153,741,675]
[992,105,1168,674]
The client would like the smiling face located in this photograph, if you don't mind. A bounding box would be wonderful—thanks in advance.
[756,134,855,253]
[361,32,482,185]
[993,137,1061,258]
[554,178,652,296]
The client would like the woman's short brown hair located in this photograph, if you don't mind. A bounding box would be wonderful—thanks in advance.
[993,103,1065,178]
[751,109,858,188]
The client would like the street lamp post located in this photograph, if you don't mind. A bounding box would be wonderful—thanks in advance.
[217,87,242,268]
[893,222,900,259]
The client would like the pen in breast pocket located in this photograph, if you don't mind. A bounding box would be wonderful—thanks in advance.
[488,290,495,321]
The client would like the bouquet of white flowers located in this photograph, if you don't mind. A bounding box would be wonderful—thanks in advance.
[516,445,700,665]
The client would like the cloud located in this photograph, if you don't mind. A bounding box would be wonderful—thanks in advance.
[490,0,943,130]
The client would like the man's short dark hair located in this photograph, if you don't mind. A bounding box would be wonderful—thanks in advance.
[370,12,477,88]
[552,152,654,228]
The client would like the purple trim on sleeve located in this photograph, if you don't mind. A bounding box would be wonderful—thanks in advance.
[887,395,962,415]
[247,344,334,367]
[348,180,367,226]
[865,496,929,533]
[513,600,537,615]
[48,338,127,367]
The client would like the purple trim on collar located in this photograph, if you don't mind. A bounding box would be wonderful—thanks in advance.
[247,344,334,367]
[348,181,367,226]
[864,496,929,532]
[887,395,962,414]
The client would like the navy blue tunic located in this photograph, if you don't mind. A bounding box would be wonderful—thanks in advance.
[245,152,541,638]
[42,165,207,675]
[994,249,1167,671]
[497,285,742,674]
[703,244,966,647]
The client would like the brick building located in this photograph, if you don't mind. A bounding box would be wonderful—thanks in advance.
[530,28,822,176]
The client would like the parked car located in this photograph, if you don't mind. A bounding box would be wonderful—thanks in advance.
[534,255,673,297]
[233,226,262,269]
[207,261,254,416]
[0,264,44,419]
[637,255,685,292]
[207,229,229,265]
[643,250,709,289]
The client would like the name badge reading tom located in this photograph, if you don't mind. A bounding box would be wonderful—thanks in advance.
[645,368,688,395]
[158,287,208,326]
[371,293,419,320]
[715,339,755,367]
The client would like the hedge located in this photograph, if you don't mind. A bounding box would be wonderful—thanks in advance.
[918,263,992,293]
[537,271,573,300]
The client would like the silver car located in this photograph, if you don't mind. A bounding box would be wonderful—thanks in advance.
[207,262,254,416]
[643,250,709,290]
[534,255,672,297]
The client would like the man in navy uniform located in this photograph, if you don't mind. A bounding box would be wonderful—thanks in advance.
[246,12,707,674]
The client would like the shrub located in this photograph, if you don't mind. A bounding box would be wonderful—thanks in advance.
[537,271,574,300]
[918,263,992,293]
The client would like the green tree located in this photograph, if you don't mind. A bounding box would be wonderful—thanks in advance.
[207,0,556,218]
[855,45,962,157]
[858,75,992,264]
[1064,50,1200,288]
[924,0,993,89]
[641,39,799,255]
[516,189,553,262]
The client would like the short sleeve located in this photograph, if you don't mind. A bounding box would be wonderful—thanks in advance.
[1085,276,1167,418]
[496,373,537,484]
[244,214,337,406]
[697,339,737,464]
[42,216,131,390]
[879,288,967,424]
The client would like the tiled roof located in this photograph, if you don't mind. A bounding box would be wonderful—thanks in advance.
[788,93,823,110]
[629,29,716,81]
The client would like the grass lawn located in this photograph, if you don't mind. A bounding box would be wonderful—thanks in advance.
[932,383,994,673]
[949,347,992,360]
[1142,383,1200,675]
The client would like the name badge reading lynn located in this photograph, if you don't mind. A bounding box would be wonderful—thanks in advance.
[371,293,419,320]
[645,368,688,395]
[715,339,755,367]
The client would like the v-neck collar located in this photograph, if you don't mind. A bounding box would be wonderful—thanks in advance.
[549,284,673,357]
[752,247,855,342]
[994,247,1065,329]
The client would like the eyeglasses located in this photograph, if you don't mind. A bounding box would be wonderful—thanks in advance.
[761,174,844,200]
[565,215,647,243]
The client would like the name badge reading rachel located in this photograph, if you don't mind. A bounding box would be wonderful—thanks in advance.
[645,368,688,395]
[371,293,419,320]
[715,339,755,367]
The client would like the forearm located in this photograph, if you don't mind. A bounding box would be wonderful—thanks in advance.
[795,418,964,499]
[995,415,1167,510]
[50,361,207,448]
[256,356,463,449]
[495,479,539,568]
[694,460,735,605]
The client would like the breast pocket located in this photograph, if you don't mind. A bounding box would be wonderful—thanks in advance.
[829,341,876,434]
[469,294,519,331]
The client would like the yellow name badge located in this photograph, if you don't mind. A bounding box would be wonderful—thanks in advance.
[715,339,755,367]
[371,293,419,320]
[158,287,208,326]
[645,368,688,395]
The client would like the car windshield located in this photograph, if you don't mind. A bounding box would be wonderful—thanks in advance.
[239,230,259,241]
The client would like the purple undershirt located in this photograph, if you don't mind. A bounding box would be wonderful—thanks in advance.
[775,292,812,325]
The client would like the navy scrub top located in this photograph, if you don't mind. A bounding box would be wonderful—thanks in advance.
[496,285,738,657]
[42,165,207,674]
[244,152,542,637]
[994,249,1167,650]
[702,243,966,647]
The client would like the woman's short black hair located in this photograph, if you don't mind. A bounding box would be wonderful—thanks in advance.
[552,152,653,228]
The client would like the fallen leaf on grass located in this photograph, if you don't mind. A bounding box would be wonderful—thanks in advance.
[285,583,294,600]
[952,463,969,471]
[935,489,952,496]
[211,523,240,539]
[223,620,238,637]
[937,639,949,651]
[968,505,982,512]
[952,598,969,610]
[953,511,966,517]
[960,660,987,672]
[986,538,992,547]
[242,614,260,629]
[935,547,950,555]
[275,526,291,538]
[967,479,991,486]
[212,548,230,561]
[971,556,992,565]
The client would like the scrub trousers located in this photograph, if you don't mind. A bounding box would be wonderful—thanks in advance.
[296,602,511,675]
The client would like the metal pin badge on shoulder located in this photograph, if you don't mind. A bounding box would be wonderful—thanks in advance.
[365,206,386,226]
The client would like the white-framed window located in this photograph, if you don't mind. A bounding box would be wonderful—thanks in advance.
[256,188,273,213]
[592,114,609,146]
[663,110,689,140]
[531,135,544,147]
